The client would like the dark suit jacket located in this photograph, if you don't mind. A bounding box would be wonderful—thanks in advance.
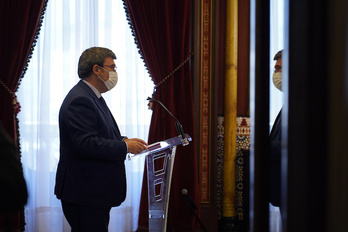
[54,80,128,208]
[269,109,282,207]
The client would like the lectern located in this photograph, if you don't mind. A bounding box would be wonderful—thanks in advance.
[128,134,192,232]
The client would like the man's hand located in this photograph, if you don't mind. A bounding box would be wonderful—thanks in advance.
[124,138,148,154]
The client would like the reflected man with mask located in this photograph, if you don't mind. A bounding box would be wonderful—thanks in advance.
[270,50,282,209]
[54,47,148,232]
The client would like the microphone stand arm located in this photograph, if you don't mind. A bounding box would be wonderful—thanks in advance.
[147,97,189,146]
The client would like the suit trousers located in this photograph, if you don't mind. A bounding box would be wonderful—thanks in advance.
[61,201,111,232]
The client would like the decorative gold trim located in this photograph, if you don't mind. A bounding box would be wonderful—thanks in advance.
[199,0,212,203]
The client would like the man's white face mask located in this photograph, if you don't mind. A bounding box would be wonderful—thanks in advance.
[98,67,118,91]
[272,72,282,91]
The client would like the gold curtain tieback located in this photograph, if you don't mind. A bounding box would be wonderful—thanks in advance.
[153,52,193,92]
[0,79,21,115]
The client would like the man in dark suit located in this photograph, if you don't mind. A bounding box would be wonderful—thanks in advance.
[270,50,282,208]
[54,47,148,232]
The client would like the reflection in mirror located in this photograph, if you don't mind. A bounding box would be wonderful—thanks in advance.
[269,0,284,231]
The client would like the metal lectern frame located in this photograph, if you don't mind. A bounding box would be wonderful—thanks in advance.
[128,134,192,232]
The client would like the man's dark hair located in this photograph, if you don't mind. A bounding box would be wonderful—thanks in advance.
[273,50,282,61]
[77,47,116,79]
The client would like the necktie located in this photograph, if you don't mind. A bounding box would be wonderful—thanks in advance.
[99,97,113,121]
[99,96,121,138]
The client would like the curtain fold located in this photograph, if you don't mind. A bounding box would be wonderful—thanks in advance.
[123,0,200,231]
[0,1,47,231]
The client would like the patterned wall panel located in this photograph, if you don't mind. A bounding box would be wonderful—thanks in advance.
[217,116,250,226]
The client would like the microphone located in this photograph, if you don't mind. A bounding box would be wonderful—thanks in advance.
[147,96,189,146]
[181,188,207,232]
[182,188,197,210]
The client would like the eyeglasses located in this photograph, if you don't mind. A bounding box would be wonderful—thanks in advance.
[103,64,117,71]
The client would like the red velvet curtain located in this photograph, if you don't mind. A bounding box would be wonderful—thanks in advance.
[123,0,200,231]
[0,0,47,231]
[0,0,47,141]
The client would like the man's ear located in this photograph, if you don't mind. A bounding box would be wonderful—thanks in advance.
[92,64,101,76]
